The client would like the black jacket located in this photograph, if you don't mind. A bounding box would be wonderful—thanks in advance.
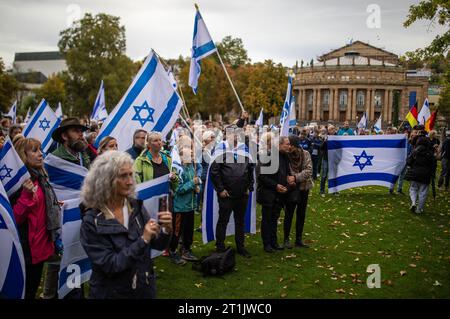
[257,151,292,206]
[80,198,170,299]
[210,152,254,198]
[405,145,437,185]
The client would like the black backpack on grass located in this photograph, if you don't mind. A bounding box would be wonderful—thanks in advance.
[192,247,236,276]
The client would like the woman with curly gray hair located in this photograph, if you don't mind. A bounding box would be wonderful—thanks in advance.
[80,151,173,299]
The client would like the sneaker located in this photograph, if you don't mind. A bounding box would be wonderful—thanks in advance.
[237,248,251,258]
[169,252,187,266]
[263,245,274,253]
[181,250,199,261]
[415,209,423,214]
[410,204,416,213]
[295,241,310,248]
[284,240,293,249]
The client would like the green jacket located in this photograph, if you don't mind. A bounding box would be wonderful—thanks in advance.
[173,164,197,213]
[52,145,91,169]
[134,149,179,190]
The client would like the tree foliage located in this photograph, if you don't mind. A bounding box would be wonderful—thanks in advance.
[33,74,66,110]
[216,36,251,68]
[58,13,138,116]
[0,58,20,113]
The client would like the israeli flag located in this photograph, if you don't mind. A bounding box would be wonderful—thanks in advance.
[327,134,407,193]
[280,76,293,136]
[7,101,17,124]
[44,153,88,201]
[0,137,31,197]
[189,8,217,94]
[170,144,183,176]
[55,102,63,119]
[91,80,108,122]
[418,98,431,125]
[23,99,61,154]
[0,182,26,299]
[289,100,297,127]
[24,108,31,124]
[357,111,368,130]
[167,69,178,90]
[58,198,91,299]
[202,141,256,244]
[374,116,382,133]
[136,174,170,259]
[255,109,263,127]
[95,51,183,151]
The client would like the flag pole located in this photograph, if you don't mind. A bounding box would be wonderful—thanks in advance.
[194,3,245,113]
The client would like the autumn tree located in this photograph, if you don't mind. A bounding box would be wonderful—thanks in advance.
[0,57,20,113]
[33,74,66,110]
[58,13,138,116]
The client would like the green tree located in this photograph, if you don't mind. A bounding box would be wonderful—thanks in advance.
[0,57,20,113]
[33,74,66,110]
[216,36,250,69]
[58,13,138,116]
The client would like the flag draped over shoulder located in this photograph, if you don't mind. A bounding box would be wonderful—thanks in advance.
[44,153,88,201]
[0,137,31,197]
[327,134,407,193]
[58,198,91,299]
[91,80,108,122]
[95,51,183,151]
[0,182,26,299]
[136,174,170,259]
[201,141,256,244]
[189,8,217,94]
[23,99,61,154]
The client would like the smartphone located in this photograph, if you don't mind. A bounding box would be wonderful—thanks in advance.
[158,195,169,212]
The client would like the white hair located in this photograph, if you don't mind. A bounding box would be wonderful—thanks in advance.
[81,151,136,209]
[147,131,162,143]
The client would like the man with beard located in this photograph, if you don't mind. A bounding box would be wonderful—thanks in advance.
[51,118,90,169]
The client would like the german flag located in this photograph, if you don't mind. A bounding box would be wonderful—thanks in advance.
[405,101,418,127]
[425,110,437,132]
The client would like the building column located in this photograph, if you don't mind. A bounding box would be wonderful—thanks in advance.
[346,89,352,121]
[302,89,307,120]
[369,89,376,122]
[351,88,357,123]
[387,89,393,123]
[333,88,339,121]
[383,89,388,123]
[317,89,322,121]
[297,90,302,120]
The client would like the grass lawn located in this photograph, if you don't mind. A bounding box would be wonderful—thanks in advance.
[156,177,450,299]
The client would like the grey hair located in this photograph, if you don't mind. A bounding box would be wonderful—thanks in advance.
[147,131,162,143]
[81,151,136,209]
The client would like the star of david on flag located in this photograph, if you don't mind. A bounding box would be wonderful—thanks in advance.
[132,101,155,126]
[39,117,51,131]
[353,150,374,171]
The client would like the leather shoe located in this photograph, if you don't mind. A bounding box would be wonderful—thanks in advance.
[271,244,284,251]
[263,245,274,253]
[295,241,310,248]
[237,248,251,258]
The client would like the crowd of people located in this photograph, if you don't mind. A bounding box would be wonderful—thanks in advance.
[1,110,448,299]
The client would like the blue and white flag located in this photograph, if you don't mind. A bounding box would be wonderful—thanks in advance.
[170,145,183,176]
[280,76,293,136]
[136,174,170,259]
[327,134,407,193]
[255,108,263,127]
[55,102,63,119]
[0,182,26,299]
[23,99,61,154]
[0,137,31,197]
[202,141,256,244]
[91,80,108,122]
[24,108,31,124]
[374,116,382,133]
[357,111,368,130]
[189,8,217,94]
[289,100,297,127]
[96,51,183,151]
[58,198,91,299]
[44,153,88,201]
[167,69,178,90]
[418,98,431,125]
[7,101,17,124]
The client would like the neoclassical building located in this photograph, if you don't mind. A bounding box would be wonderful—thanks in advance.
[293,41,430,125]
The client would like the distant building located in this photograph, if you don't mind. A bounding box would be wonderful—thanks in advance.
[293,41,430,126]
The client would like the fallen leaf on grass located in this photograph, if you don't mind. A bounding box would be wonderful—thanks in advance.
[341,233,350,238]
[281,293,287,298]
[279,277,284,283]
[409,264,417,268]
[382,280,393,286]
[433,281,442,286]
[194,283,203,288]
[259,281,264,285]
[400,270,407,276]
[335,288,346,294]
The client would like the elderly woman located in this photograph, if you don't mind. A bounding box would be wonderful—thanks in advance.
[10,138,61,299]
[285,135,314,248]
[80,151,173,299]
[98,136,118,155]
[134,132,178,186]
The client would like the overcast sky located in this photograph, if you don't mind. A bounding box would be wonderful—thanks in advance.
[0,0,445,68]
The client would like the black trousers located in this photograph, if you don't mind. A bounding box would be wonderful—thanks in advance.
[216,195,248,251]
[170,211,195,252]
[284,190,309,243]
[25,262,45,299]
[261,201,283,248]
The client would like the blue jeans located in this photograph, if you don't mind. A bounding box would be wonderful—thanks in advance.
[320,159,328,194]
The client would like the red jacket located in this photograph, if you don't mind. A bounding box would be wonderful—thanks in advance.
[13,181,54,264]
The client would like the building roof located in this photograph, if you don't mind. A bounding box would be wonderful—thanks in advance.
[322,56,396,67]
[319,41,398,62]
[15,71,47,84]
[14,51,64,62]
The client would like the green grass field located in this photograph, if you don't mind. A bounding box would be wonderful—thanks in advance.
[156,177,450,299]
